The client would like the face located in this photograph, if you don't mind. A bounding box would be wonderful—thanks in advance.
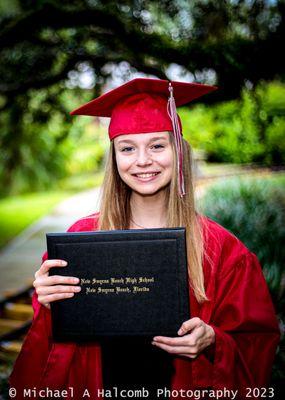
[113,131,174,196]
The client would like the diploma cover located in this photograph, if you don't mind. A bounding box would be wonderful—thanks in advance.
[47,228,190,341]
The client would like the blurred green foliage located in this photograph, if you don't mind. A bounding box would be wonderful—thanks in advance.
[0,169,104,249]
[0,191,73,248]
[180,81,285,165]
[1,80,284,197]
[1,0,284,101]
[1,0,285,199]
[201,174,285,384]
[0,87,108,197]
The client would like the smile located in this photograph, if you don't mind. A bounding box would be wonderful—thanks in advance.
[133,172,161,178]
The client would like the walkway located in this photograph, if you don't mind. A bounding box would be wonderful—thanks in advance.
[0,188,101,301]
[0,166,273,301]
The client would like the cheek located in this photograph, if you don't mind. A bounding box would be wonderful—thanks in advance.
[157,149,174,171]
[115,153,133,174]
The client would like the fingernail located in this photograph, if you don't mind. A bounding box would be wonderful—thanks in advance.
[178,329,182,335]
[73,278,80,283]
[74,287,81,292]
[61,261,68,266]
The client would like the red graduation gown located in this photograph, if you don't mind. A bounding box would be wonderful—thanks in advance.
[9,214,280,399]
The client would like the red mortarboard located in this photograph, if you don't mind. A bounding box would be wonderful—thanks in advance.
[70,78,216,139]
[70,78,217,196]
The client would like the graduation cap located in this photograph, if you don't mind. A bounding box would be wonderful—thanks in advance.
[70,78,217,197]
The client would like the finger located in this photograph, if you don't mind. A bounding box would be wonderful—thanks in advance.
[152,341,197,356]
[36,285,81,296]
[34,275,80,288]
[153,334,200,347]
[178,317,203,335]
[189,325,205,342]
[178,353,197,359]
[36,259,68,277]
[191,325,215,347]
[38,292,75,304]
[153,336,190,346]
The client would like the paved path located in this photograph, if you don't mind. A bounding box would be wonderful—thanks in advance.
[0,167,273,301]
[0,180,218,301]
[0,188,101,301]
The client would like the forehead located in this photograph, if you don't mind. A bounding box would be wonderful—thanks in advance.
[114,131,170,144]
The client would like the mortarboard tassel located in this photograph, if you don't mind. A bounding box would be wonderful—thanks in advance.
[167,82,186,197]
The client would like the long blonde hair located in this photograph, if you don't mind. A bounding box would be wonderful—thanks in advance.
[98,133,207,303]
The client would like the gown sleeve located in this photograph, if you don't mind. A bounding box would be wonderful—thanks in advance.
[204,250,280,396]
[8,252,53,395]
[9,214,101,398]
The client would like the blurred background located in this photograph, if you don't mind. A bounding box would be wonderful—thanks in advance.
[0,0,284,397]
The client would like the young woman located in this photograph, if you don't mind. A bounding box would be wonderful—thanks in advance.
[10,78,280,400]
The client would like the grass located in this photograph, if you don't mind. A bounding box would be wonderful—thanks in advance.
[0,168,282,251]
[201,170,285,191]
[199,162,247,176]
[0,191,74,249]
[0,171,105,250]
[59,171,104,191]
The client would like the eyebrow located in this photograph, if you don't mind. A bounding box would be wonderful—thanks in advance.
[117,136,168,145]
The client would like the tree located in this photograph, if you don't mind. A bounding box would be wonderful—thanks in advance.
[1,0,284,101]
[0,0,284,194]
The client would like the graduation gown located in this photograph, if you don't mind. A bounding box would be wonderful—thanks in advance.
[9,213,280,399]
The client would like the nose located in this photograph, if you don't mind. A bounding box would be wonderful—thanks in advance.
[135,148,153,167]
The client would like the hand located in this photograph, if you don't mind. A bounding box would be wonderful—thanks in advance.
[33,259,81,309]
[151,317,215,359]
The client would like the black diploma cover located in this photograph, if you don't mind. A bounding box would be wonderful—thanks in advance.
[47,228,190,341]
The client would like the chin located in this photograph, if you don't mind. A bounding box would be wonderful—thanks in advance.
[130,183,169,197]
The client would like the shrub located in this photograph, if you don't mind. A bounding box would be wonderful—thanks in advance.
[200,175,285,384]
[180,81,285,166]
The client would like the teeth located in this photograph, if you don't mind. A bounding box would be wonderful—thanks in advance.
[135,173,159,178]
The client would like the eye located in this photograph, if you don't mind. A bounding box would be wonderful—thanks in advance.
[151,144,165,150]
[121,146,134,152]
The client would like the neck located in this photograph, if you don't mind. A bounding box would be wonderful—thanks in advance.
[130,190,168,229]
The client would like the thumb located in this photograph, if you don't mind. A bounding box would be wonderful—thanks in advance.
[177,317,202,335]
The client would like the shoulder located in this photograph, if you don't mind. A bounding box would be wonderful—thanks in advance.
[67,212,100,233]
